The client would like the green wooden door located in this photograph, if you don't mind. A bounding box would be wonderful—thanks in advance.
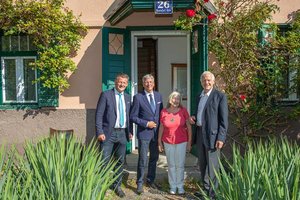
[102,27,132,153]
[190,20,208,156]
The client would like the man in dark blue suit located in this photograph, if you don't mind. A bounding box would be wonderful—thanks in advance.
[190,71,228,199]
[95,73,132,198]
[130,74,163,194]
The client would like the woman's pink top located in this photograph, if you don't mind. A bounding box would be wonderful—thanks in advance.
[160,107,190,144]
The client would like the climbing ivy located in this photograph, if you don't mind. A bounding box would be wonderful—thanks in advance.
[0,0,87,92]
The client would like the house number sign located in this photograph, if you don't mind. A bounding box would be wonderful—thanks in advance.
[155,0,173,14]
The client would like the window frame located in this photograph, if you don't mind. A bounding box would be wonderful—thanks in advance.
[277,24,299,103]
[1,56,38,103]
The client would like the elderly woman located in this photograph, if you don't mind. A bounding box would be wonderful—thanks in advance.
[158,91,192,195]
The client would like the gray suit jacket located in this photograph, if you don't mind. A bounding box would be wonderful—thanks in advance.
[193,88,228,149]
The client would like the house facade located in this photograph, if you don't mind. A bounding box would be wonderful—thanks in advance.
[0,0,298,151]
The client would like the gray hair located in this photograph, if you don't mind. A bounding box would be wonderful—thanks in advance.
[166,91,182,108]
[115,73,129,81]
[142,74,155,82]
[200,71,215,82]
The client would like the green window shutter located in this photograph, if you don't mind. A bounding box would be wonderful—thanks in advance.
[38,84,58,107]
[38,70,58,107]
[190,19,208,112]
[258,24,274,46]
[190,19,208,157]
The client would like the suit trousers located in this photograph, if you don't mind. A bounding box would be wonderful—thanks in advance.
[136,138,159,186]
[196,128,220,196]
[164,142,187,191]
[100,129,127,189]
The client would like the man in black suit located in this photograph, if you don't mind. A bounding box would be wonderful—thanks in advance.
[95,73,132,198]
[130,74,163,194]
[190,71,228,198]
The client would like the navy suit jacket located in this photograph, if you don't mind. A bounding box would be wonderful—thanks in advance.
[95,89,132,142]
[193,88,228,149]
[130,91,163,140]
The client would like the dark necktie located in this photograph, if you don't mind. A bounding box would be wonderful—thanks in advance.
[149,94,156,113]
[118,93,124,127]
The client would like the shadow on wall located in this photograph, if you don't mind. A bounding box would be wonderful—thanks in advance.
[61,29,102,109]
[86,109,97,145]
[23,109,53,119]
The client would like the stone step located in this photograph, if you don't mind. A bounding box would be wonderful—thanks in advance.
[124,150,200,180]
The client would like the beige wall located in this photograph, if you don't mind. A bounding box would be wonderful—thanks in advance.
[273,0,300,23]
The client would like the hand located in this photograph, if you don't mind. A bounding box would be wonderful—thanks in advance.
[97,134,106,142]
[186,142,192,152]
[215,140,224,149]
[158,141,164,152]
[129,133,133,140]
[147,121,157,129]
[189,116,196,125]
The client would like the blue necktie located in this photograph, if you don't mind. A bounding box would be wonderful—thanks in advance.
[118,93,124,127]
[149,94,156,113]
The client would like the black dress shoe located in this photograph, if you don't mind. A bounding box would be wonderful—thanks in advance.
[115,187,125,198]
[194,191,203,199]
[146,182,161,190]
[136,185,144,194]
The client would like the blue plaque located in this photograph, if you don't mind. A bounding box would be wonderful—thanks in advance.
[155,0,173,14]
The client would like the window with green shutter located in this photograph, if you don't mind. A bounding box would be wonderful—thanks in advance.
[259,24,299,103]
[0,35,58,109]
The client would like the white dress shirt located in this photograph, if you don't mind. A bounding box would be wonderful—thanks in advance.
[196,88,213,126]
[114,89,127,128]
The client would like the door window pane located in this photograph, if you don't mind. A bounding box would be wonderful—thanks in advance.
[109,33,124,55]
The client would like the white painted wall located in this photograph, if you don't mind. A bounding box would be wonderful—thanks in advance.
[157,37,187,107]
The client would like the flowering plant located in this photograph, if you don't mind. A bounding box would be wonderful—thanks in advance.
[174,0,218,31]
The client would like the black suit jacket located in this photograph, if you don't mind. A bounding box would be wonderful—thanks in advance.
[193,88,228,149]
[95,89,132,142]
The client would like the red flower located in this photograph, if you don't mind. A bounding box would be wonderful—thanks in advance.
[219,1,225,7]
[227,12,233,18]
[239,94,246,101]
[207,13,217,21]
[186,9,196,18]
[204,0,209,3]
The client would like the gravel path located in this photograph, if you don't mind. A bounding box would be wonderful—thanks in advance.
[106,178,201,200]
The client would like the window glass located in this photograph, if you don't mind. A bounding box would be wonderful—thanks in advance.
[0,36,36,51]
[28,36,36,51]
[20,36,29,51]
[3,59,17,101]
[109,33,124,55]
[1,57,37,103]
[11,36,19,51]
[1,36,10,51]
[23,58,36,101]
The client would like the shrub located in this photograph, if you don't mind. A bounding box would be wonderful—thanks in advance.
[213,137,300,200]
[0,137,119,199]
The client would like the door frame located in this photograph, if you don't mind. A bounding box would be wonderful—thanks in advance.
[130,30,191,149]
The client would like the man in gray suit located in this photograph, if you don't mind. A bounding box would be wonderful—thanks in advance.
[190,71,228,199]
